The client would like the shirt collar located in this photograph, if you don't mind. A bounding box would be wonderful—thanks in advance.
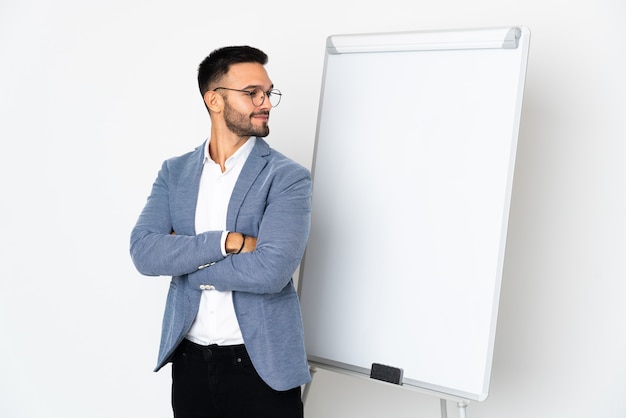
[203,136,256,167]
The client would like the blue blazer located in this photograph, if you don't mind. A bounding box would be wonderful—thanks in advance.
[130,138,312,391]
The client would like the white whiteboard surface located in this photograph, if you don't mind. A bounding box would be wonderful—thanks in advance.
[299,27,530,402]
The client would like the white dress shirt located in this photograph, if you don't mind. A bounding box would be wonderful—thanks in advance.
[186,137,256,346]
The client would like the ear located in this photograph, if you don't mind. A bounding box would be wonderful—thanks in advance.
[203,91,223,113]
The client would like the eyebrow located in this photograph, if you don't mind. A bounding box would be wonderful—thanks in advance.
[242,83,274,91]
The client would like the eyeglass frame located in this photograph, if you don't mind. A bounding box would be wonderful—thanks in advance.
[212,87,282,107]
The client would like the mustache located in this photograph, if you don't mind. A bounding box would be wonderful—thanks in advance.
[251,111,270,117]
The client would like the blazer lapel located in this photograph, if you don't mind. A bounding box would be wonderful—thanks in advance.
[226,138,269,230]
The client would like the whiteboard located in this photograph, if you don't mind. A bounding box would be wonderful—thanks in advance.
[298,27,530,401]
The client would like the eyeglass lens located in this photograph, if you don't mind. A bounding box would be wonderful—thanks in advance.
[251,89,281,107]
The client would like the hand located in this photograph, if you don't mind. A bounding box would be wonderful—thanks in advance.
[226,232,257,254]
[240,235,257,253]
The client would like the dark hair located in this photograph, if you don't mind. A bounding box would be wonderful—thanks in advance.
[197,46,268,96]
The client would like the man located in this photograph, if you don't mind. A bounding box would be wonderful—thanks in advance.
[130,46,312,418]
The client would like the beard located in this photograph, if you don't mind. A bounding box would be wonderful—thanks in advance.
[223,101,270,137]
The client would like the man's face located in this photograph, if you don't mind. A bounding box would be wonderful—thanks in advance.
[220,62,274,138]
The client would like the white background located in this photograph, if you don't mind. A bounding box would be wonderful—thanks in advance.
[0,1,624,418]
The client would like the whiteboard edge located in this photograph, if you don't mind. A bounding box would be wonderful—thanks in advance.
[326,26,523,54]
[308,358,481,402]
[478,24,532,402]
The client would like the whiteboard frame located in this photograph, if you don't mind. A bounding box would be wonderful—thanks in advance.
[299,26,530,402]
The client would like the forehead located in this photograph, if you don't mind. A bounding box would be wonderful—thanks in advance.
[223,62,272,88]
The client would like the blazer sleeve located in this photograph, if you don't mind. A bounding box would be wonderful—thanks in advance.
[129,159,225,277]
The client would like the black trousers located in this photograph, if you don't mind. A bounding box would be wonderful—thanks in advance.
[171,339,303,418]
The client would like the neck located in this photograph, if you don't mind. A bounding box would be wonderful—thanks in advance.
[208,128,250,172]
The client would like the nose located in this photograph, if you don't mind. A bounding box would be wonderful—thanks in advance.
[259,92,272,109]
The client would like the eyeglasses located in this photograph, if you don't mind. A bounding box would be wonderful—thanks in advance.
[213,87,282,107]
